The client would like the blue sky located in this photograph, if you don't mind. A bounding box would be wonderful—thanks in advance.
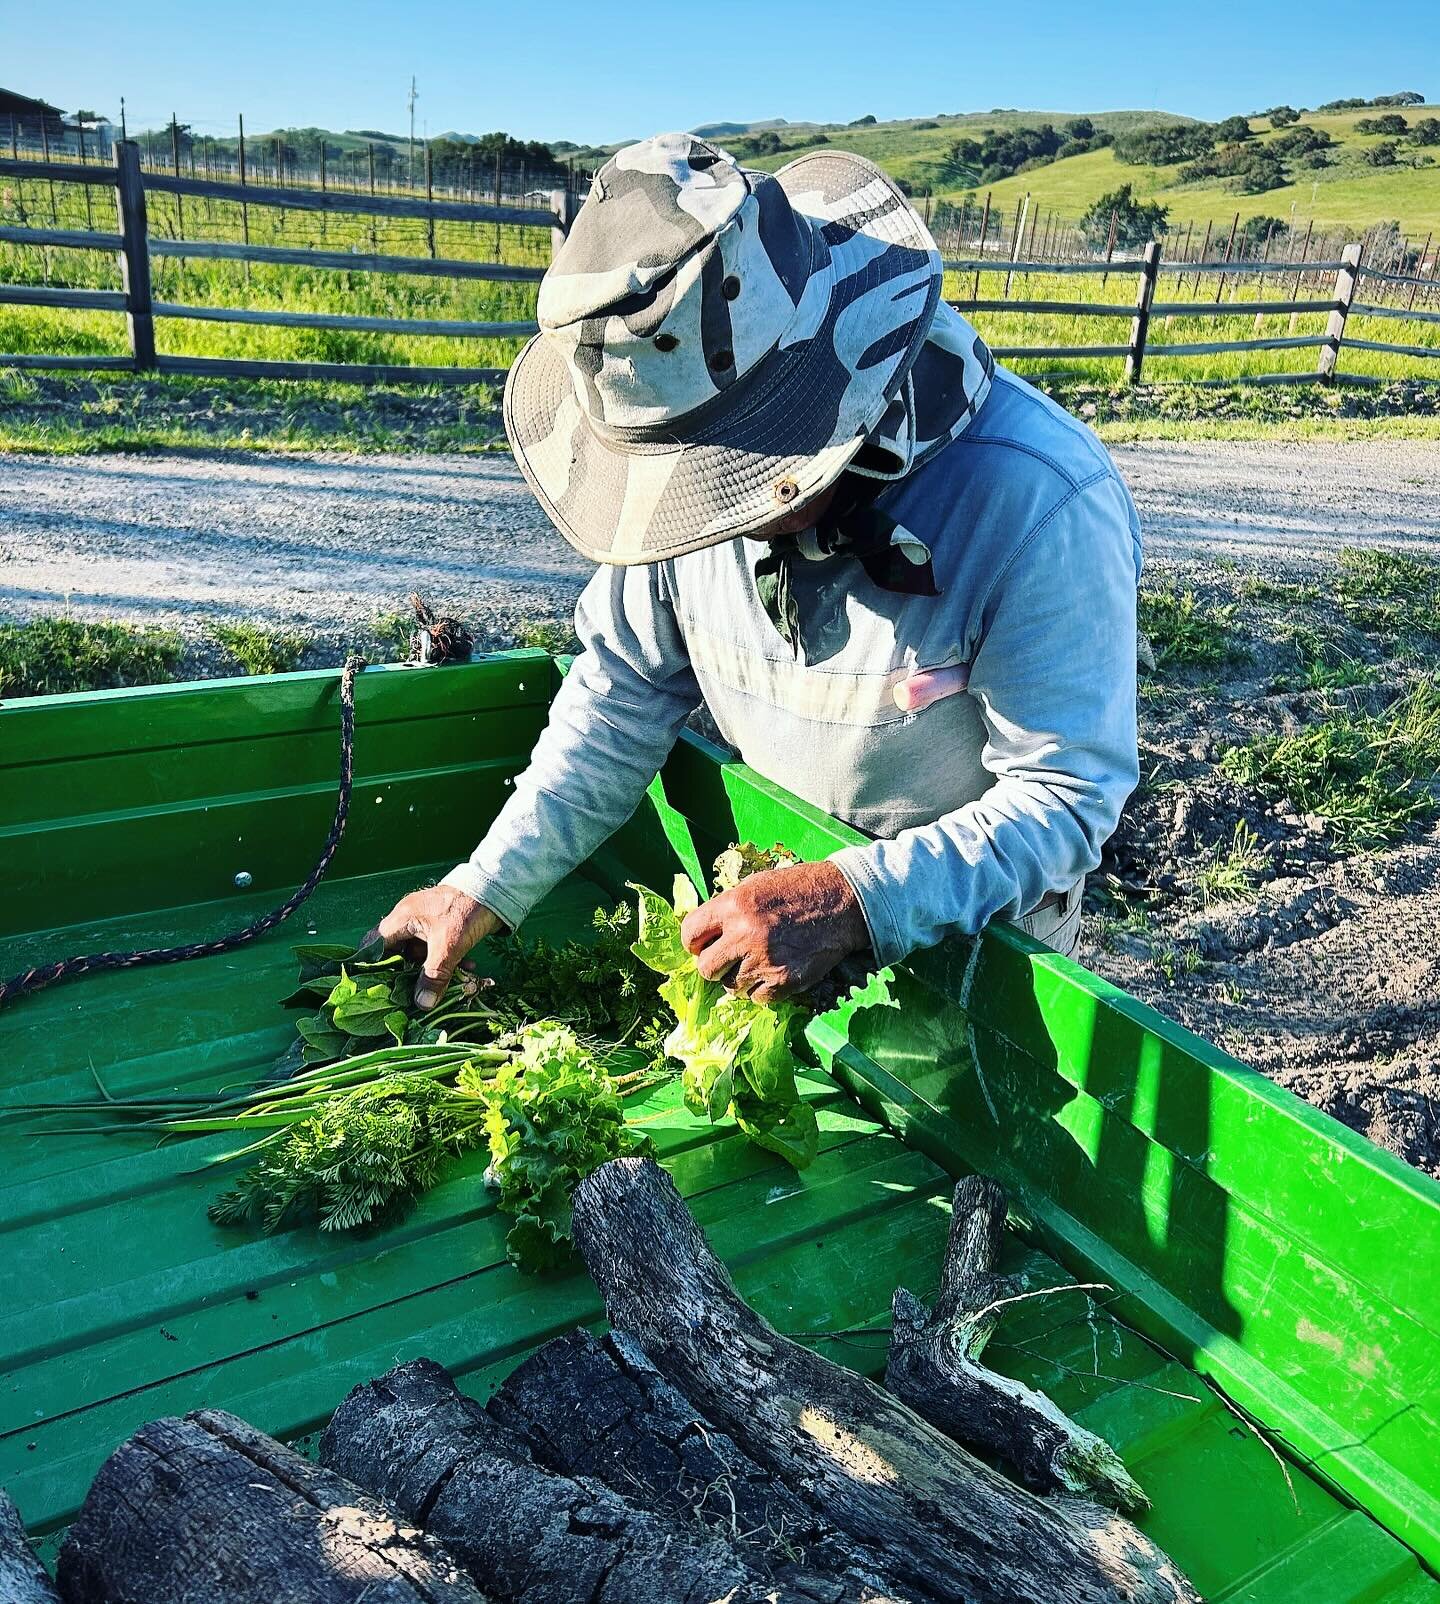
[6,0,1435,143]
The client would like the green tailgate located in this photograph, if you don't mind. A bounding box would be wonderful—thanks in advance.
[1,656,1436,1601]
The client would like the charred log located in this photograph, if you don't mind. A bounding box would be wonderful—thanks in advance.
[55,1409,487,1604]
[489,1328,917,1599]
[321,1356,891,1604]
[0,1491,58,1604]
[572,1156,1199,1604]
[887,1174,1147,1515]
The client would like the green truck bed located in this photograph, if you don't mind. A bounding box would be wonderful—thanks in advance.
[2,654,1437,1598]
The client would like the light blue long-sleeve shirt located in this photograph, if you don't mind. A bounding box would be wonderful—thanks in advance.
[443,368,1142,968]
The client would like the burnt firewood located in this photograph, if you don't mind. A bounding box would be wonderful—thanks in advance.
[489,1329,918,1600]
[321,1357,890,1604]
[887,1174,1147,1515]
[572,1157,1199,1604]
[55,1410,486,1604]
[0,1491,58,1604]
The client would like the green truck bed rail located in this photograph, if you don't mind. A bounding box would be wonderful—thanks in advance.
[1,654,1436,1600]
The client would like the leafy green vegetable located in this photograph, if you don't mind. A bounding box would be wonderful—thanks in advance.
[278,938,498,1071]
[482,902,670,1069]
[209,1074,489,1233]
[34,843,889,1272]
[630,875,819,1170]
[711,841,800,891]
[471,1023,653,1270]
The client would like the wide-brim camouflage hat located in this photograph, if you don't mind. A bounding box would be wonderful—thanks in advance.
[503,133,943,565]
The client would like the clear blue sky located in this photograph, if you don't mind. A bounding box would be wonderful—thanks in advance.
[5,0,1435,143]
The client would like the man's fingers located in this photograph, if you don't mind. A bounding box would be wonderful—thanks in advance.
[375,905,418,950]
[694,936,746,984]
[681,900,726,955]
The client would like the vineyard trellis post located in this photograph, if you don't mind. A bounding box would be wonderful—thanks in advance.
[113,140,156,372]
[1317,241,1363,379]
[1125,241,1161,385]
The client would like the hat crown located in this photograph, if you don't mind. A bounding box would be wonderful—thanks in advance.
[537,133,817,429]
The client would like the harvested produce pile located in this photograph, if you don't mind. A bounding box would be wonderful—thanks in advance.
[17,1160,1197,1604]
[16,845,870,1271]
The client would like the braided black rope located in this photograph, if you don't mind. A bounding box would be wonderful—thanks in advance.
[0,655,367,1011]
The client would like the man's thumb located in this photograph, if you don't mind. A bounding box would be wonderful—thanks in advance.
[414,962,453,1011]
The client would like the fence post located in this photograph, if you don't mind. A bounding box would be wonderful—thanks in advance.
[1317,241,1363,380]
[1125,242,1161,385]
[1004,192,1029,299]
[549,187,573,262]
[113,140,156,372]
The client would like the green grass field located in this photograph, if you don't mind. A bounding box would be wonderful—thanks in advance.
[0,177,547,371]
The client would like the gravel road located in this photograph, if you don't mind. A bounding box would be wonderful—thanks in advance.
[4,440,1439,643]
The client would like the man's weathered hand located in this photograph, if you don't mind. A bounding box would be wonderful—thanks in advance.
[680,860,871,1004]
[367,885,501,1010]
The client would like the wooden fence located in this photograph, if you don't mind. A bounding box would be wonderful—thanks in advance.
[944,241,1440,384]
[0,139,569,386]
[2,140,1438,387]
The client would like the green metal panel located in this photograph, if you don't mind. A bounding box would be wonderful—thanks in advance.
[646,735,1440,1577]
[0,659,1436,1604]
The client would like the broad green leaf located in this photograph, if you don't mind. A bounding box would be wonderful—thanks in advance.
[628,882,690,976]
[279,976,343,1009]
[505,1211,575,1273]
[682,1058,735,1123]
[383,1009,408,1046]
[332,980,404,1037]
[735,1002,802,1105]
[296,1016,348,1058]
[733,1091,819,1170]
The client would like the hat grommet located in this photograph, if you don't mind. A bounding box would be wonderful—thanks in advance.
[722,274,741,300]
[773,477,800,506]
[654,333,679,352]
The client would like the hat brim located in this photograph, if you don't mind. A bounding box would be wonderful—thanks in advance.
[503,149,942,566]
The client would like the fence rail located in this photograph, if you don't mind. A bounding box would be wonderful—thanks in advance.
[944,241,1440,383]
[1,141,1437,388]
[0,139,565,384]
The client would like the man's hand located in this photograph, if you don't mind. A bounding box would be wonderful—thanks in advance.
[367,885,501,1010]
[680,860,871,1004]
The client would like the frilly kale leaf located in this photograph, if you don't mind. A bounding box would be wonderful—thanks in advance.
[477,1022,653,1272]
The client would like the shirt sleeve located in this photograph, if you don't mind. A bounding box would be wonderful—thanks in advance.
[441,561,701,929]
[828,471,1141,967]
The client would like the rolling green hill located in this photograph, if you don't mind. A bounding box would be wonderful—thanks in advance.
[737,106,1440,236]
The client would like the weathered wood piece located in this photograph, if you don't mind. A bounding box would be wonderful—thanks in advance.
[0,1490,58,1604]
[573,1157,1199,1604]
[322,1357,878,1604]
[489,1329,916,1599]
[887,1175,1147,1515]
[55,1409,487,1604]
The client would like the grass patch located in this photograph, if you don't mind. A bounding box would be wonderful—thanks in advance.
[1139,584,1242,669]
[372,610,418,662]
[1271,625,1376,692]
[0,616,183,698]
[211,622,309,676]
[1335,546,1440,639]
[0,373,505,456]
[515,617,579,654]
[1238,574,1323,605]
[1218,677,1440,851]
[1191,821,1268,904]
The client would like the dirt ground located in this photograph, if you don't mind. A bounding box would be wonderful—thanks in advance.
[3,439,1438,1176]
